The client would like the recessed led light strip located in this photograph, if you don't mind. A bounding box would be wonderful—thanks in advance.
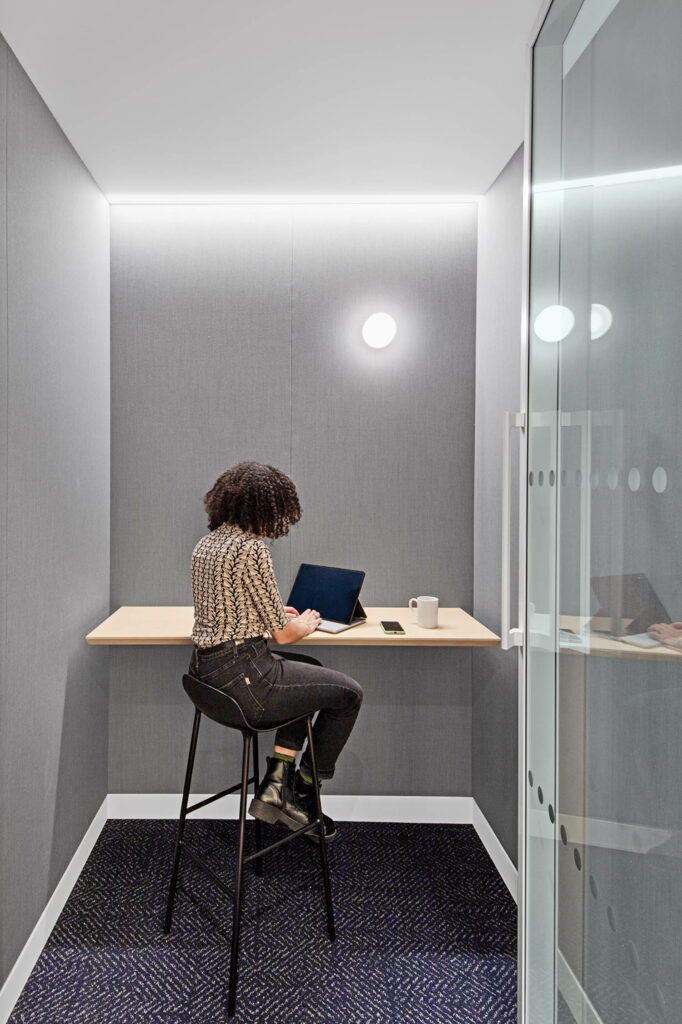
[106,193,482,205]
[533,164,682,193]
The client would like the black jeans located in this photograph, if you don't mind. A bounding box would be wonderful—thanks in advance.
[189,637,363,779]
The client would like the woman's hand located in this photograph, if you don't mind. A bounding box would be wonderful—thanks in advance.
[285,606,299,620]
[295,608,321,635]
[271,608,321,645]
[647,622,682,648]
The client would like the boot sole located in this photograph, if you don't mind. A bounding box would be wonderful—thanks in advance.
[248,798,336,842]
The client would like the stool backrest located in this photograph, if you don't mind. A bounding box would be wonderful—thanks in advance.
[182,674,251,731]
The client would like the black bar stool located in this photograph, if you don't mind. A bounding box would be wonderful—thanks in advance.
[164,671,335,1018]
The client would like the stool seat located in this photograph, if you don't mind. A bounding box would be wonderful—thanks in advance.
[182,672,318,735]
[164,670,335,1018]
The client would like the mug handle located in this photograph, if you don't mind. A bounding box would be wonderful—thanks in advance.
[408,598,418,617]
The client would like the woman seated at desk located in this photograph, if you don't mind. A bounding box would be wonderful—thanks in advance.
[648,621,682,650]
[189,461,363,841]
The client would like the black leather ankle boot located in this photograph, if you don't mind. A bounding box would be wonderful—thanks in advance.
[248,757,336,841]
[248,757,298,828]
[294,770,337,842]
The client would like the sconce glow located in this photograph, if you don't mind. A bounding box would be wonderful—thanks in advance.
[362,313,397,348]
[590,303,613,339]
[533,304,575,343]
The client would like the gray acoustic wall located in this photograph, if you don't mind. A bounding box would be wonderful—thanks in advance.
[109,202,477,797]
[472,147,524,866]
[0,38,110,984]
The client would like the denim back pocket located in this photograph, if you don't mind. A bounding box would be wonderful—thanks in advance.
[195,650,274,724]
[196,652,247,685]
[220,672,268,722]
[245,647,280,686]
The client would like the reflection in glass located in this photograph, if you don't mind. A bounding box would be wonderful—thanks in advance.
[534,303,575,342]
[590,303,613,339]
[525,1,682,1022]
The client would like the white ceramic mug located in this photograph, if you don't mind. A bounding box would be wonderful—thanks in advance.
[408,595,439,628]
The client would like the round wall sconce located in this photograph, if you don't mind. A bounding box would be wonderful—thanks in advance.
[362,312,397,348]
[590,303,613,339]
[533,304,575,343]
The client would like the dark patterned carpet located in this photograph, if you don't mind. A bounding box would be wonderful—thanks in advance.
[8,820,517,1023]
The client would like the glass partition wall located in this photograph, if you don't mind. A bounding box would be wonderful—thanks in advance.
[524,2,682,1021]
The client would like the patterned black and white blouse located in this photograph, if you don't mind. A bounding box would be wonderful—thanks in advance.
[191,523,289,647]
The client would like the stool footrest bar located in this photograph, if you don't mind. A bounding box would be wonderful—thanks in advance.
[243,820,321,863]
[187,779,255,814]
[183,844,235,902]
[166,700,334,1018]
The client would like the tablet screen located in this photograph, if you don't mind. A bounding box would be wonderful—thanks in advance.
[287,564,364,624]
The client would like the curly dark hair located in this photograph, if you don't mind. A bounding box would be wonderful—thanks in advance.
[203,462,301,538]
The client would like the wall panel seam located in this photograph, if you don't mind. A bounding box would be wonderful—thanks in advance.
[289,212,294,583]
[2,44,8,739]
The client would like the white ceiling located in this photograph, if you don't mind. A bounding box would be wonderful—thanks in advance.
[0,0,543,197]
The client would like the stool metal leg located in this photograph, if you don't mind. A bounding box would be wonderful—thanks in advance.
[164,708,202,932]
[228,730,252,1017]
[252,731,263,877]
[306,717,336,942]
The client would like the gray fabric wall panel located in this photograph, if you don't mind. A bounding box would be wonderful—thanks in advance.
[0,43,110,984]
[278,646,472,797]
[0,41,7,980]
[289,205,477,606]
[0,37,7,774]
[108,646,472,797]
[110,205,294,606]
[109,204,477,797]
[472,147,524,866]
[109,206,293,792]
[289,205,477,796]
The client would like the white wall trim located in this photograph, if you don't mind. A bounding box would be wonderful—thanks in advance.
[0,798,108,1024]
[108,793,518,899]
[1,794,517,1021]
[107,792,474,824]
[557,950,607,1024]
[472,801,518,902]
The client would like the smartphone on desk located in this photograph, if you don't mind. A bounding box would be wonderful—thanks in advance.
[381,620,405,635]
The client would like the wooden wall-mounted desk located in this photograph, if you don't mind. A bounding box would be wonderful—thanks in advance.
[86,606,500,648]
[559,615,682,663]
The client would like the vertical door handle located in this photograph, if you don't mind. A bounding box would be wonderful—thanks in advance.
[501,411,525,650]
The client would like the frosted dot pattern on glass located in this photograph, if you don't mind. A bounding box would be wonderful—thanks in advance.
[526,8,682,1018]
[627,941,640,972]
[652,466,667,493]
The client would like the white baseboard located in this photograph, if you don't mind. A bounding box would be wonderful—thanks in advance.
[107,792,474,824]
[557,950,606,1024]
[108,792,517,900]
[1,793,517,1023]
[0,798,108,1024]
[472,800,518,902]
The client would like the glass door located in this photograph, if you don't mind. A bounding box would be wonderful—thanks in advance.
[524,1,682,1021]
